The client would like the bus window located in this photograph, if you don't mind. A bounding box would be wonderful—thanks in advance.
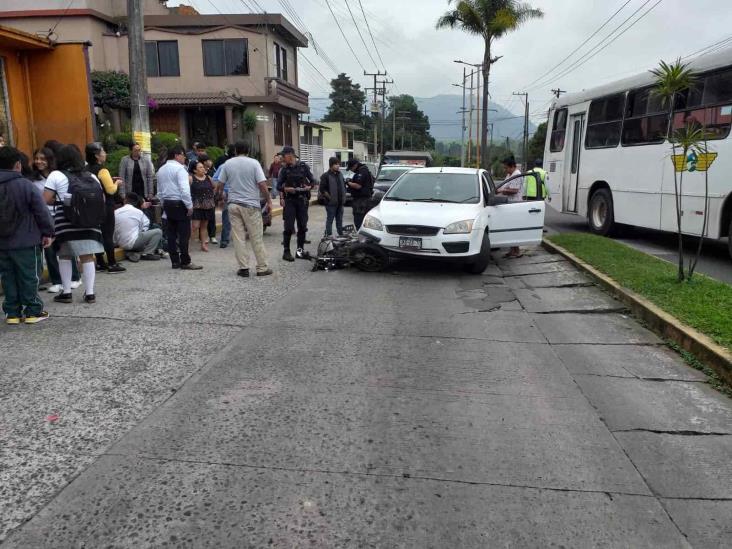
[550,108,568,152]
[673,67,732,140]
[586,93,625,148]
[622,87,669,146]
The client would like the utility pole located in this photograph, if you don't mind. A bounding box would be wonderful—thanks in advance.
[127,0,151,158]
[378,77,393,155]
[513,92,529,170]
[452,67,467,167]
[551,88,566,99]
[364,70,387,161]
[475,70,481,168]
[467,70,474,165]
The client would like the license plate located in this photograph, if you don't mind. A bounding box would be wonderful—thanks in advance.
[399,236,422,249]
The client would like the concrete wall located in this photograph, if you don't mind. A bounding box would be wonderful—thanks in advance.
[0,0,169,17]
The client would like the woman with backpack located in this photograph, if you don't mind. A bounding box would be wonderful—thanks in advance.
[43,145,105,304]
[85,142,126,274]
[31,147,81,293]
[188,160,216,252]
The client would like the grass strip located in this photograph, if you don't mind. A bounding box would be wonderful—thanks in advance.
[547,233,732,352]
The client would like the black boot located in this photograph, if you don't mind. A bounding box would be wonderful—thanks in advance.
[282,249,294,262]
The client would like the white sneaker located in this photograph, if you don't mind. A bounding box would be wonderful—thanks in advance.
[210,237,219,244]
[70,280,82,289]
[47,284,62,293]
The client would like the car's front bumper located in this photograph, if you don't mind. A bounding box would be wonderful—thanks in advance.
[359,228,482,258]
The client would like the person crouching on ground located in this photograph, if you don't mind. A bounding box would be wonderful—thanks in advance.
[319,157,346,236]
[0,146,55,324]
[189,160,216,252]
[113,192,163,262]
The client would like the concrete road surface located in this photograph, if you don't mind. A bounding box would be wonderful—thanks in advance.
[545,207,732,285]
[2,208,731,547]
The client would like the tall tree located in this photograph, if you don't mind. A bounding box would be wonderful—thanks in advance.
[527,121,547,162]
[384,94,435,151]
[323,73,366,123]
[436,1,543,168]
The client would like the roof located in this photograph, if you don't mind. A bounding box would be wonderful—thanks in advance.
[150,92,244,106]
[556,45,732,108]
[0,23,53,50]
[301,121,332,130]
[384,151,434,160]
[144,14,307,48]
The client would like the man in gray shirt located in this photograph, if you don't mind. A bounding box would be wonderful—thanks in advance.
[218,141,273,277]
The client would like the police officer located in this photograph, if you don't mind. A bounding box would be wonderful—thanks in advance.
[525,159,548,200]
[277,146,316,261]
[346,157,374,229]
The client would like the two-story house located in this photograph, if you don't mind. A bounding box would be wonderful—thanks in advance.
[0,1,309,162]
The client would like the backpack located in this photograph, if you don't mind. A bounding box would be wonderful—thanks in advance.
[0,182,21,238]
[62,171,106,228]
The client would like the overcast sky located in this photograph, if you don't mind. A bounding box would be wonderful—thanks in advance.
[176,0,732,121]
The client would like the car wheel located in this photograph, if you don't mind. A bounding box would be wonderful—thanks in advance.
[464,233,491,274]
[588,188,615,236]
[728,218,732,261]
[350,243,388,272]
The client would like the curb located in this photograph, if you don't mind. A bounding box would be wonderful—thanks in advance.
[542,238,732,385]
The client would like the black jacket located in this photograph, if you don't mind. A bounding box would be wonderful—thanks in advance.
[0,170,54,250]
[349,164,373,199]
[319,170,345,207]
[277,161,317,193]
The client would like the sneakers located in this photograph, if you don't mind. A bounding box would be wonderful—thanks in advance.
[256,269,274,277]
[25,312,50,324]
[83,294,96,304]
[140,254,161,261]
[210,237,219,244]
[6,316,21,325]
[296,248,311,260]
[70,280,82,290]
[282,250,295,262]
[96,263,108,272]
[126,252,141,263]
[219,242,229,249]
[107,264,126,274]
[53,293,73,304]
[171,263,181,269]
[47,284,62,293]
[237,269,250,278]
[180,263,203,270]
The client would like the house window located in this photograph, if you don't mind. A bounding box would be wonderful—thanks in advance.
[0,58,12,145]
[283,113,293,146]
[549,108,567,152]
[273,42,288,81]
[202,39,249,76]
[622,87,668,146]
[585,93,625,149]
[274,112,284,146]
[145,40,180,77]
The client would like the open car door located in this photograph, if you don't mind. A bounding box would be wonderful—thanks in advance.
[484,174,546,248]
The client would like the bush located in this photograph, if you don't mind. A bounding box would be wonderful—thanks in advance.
[105,148,129,178]
[206,146,225,163]
[152,132,180,151]
[114,132,134,148]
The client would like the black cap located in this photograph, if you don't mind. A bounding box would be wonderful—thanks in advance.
[346,158,360,169]
[279,146,296,156]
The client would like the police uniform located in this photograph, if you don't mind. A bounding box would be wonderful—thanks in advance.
[349,163,374,229]
[277,160,316,254]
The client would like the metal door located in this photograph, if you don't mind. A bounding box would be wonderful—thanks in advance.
[565,114,585,213]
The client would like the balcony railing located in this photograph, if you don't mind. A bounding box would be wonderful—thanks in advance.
[265,77,309,112]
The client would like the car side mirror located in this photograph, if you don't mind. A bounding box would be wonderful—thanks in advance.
[487,195,509,206]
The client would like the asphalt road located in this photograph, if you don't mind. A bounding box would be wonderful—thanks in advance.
[545,207,732,285]
[2,208,731,547]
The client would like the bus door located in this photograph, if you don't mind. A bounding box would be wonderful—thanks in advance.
[565,113,585,213]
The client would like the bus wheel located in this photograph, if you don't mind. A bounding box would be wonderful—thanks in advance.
[728,218,732,260]
[588,188,615,236]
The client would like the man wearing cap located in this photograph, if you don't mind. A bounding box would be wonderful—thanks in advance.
[276,146,316,262]
[346,157,374,230]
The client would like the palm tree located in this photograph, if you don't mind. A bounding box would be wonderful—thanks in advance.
[436,1,543,169]
[651,59,697,281]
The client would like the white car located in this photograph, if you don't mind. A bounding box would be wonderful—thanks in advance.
[358,167,546,273]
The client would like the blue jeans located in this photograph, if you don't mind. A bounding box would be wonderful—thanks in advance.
[325,205,344,236]
[220,205,231,245]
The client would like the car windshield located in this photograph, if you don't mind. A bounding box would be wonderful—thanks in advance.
[384,173,480,203]
[377,168,410,181]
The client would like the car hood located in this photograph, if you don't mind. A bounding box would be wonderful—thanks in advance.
[370,200,480,228]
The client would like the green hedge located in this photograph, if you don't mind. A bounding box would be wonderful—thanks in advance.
[152,132,180,152]
[206,146,225,163]
[106,148,128,178]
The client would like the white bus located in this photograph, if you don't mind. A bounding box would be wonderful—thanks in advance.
[544,46,732,259]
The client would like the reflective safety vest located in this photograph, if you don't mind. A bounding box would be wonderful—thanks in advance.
[525,168,547,200]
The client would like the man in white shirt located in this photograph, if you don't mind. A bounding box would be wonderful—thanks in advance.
[218,141,272,278]
[114,193,162,262]
[499,156,524,258]
[156,145,201,270]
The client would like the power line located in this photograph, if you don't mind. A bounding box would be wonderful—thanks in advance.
[343,0,378,69]
[48,0,75,38]
[521,0,633,90]
[358,0,387,72]
[323,0,366,72]
[529,0,663,91]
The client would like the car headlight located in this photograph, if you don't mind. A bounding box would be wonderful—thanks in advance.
[443,219,474,234]
[362,214,384,231]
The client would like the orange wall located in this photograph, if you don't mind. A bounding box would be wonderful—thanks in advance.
[0,44,32,153]
[27,43,95,150]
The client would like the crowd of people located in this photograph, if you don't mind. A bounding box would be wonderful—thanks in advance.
[0,137,374,325]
